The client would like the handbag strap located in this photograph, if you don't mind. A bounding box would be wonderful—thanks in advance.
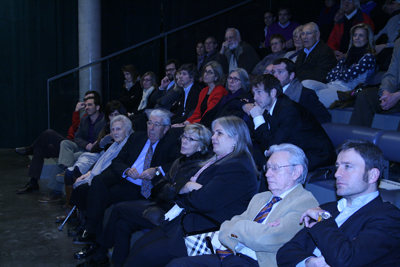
[181,211,221,236]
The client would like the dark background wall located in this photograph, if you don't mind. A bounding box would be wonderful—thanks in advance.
[0,0,323,148]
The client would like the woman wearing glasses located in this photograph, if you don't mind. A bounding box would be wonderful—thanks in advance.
[172,61,227,128]
[77,123,211,266]
[121,116,258,267]
[302,23,376,108]
[200,68,253,128]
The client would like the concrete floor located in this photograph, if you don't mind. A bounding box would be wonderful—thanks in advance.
[0,149,87,267]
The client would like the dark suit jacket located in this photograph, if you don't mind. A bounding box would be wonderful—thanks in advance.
[201,49,229,75]
[111,131,181,186]
[170,83,202,124]
[295,40,337,82]
[277,196,400,267]
[252,95,335,170]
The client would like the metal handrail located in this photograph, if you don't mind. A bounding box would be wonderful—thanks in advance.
[46,0,252,128]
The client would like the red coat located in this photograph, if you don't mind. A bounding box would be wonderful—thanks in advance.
[327,9,374,51]
[187,85,227,123]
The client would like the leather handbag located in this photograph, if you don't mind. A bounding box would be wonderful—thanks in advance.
[181,211,222,256]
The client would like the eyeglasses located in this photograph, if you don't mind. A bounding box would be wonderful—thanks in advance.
[180,134,199,142]
[166,68,176,73]
[227,77,241,83]
[147,121,168,128]
[142,78,152,82]
[270,41,283,46]
[263,164,297,172]
[204,70,215,76]
[204,41,216,45]
[300,31,316,37]
[263,69,275,75]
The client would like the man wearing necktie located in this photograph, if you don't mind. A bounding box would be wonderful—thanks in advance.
[167,143,318,267]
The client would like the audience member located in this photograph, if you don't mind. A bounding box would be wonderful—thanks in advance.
[361,0,378,15]
[295,22,337,82]
[277,139,400,267]
[284,25,304,62]
[244,74,335,171]
[327,0,375,61]
[264,7,300,50]
[71,109,180,246]
[201,37,229,74]
[79,123,211,266]
[350,38,400,129]
[200,68,253,128]
[119,64,141,113]
[272,58,332,124]
[123,116,259,267]
[220,28,260,74]
[134,71,158,113]
[172,61,227,127]
[167,143,319,267]
[195,41,205,72]
[317,0,341,42]
[260,11,276,48]
[303,23,376,108]
[170,64,202,124]
[252,34,287,76]
[16,91,99,194]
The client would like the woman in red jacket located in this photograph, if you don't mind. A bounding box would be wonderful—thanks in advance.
[172,61,227,127]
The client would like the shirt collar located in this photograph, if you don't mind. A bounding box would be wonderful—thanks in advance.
[345,8,358,20]
[277,184,300,199]
[278,21,290,28]
[337,191,379,212]
[269,99,278,116]
[304,40,320,55]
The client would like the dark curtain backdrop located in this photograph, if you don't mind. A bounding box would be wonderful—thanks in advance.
[0,0,323,148]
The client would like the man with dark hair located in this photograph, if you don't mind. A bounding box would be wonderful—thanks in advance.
[16,91,101,194]
[277,139,400,267]
[220,28,260,74]
[170,63,202,124]
[271,58,331,124]
[252,34,287,76]
[201,37,228,74]
[264,7,300,50]
[295,22,337,82]
[151,59,181,110]
[243,74,335,171]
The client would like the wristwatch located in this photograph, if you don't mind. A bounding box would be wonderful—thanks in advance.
[155,166,161,176]
[317,211,332,222]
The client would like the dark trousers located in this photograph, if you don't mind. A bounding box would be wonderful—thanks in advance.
[349,87,400,130]
[124,226,187,267]
[166,254,259,267]
[83,168,145,237]
[28,129,66,179]
[97,200,158,265]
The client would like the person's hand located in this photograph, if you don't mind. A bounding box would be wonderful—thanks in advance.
[242,103,255,116]
[75,102,85,112]
[285,39,294,49]
[74,171,91,183]
[220,41,229,54]
[160,76,171,90]
[267,219,281,227]
[305,256,330,267]
[334,51,345,61]
[380,90,400,110]
[172,123,185,128]
[300,207,324,228]
[139,168,156,180]
[85,143,94,151]
[333,9,345,23]
[375,44,387,54]
[249,103,265,118]
[99,134,113,148]
[125,167,139,179]
[179,181,203,194]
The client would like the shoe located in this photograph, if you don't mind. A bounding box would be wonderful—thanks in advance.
[55,171,66,183]
[17,182,39,194]
[68,225,84,237]
[55,205,77,223]
[15,146,33,156]
[74,244,98,259]
[76,256,109,267]
[73,230,96,244]
[38,191,62,203]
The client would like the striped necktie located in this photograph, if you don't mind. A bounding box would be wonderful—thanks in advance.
[141,143,154,198]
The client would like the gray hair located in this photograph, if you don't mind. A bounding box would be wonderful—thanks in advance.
[149,109,171,126]
[110,115,133,137]
[225,28,241,37]
[341,0,360,8]
[303,22,320,33]
[269,143,308,184]
[184,123,212,154]
[227,68,251,93]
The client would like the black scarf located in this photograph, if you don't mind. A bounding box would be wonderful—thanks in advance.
[344,44,368,68]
